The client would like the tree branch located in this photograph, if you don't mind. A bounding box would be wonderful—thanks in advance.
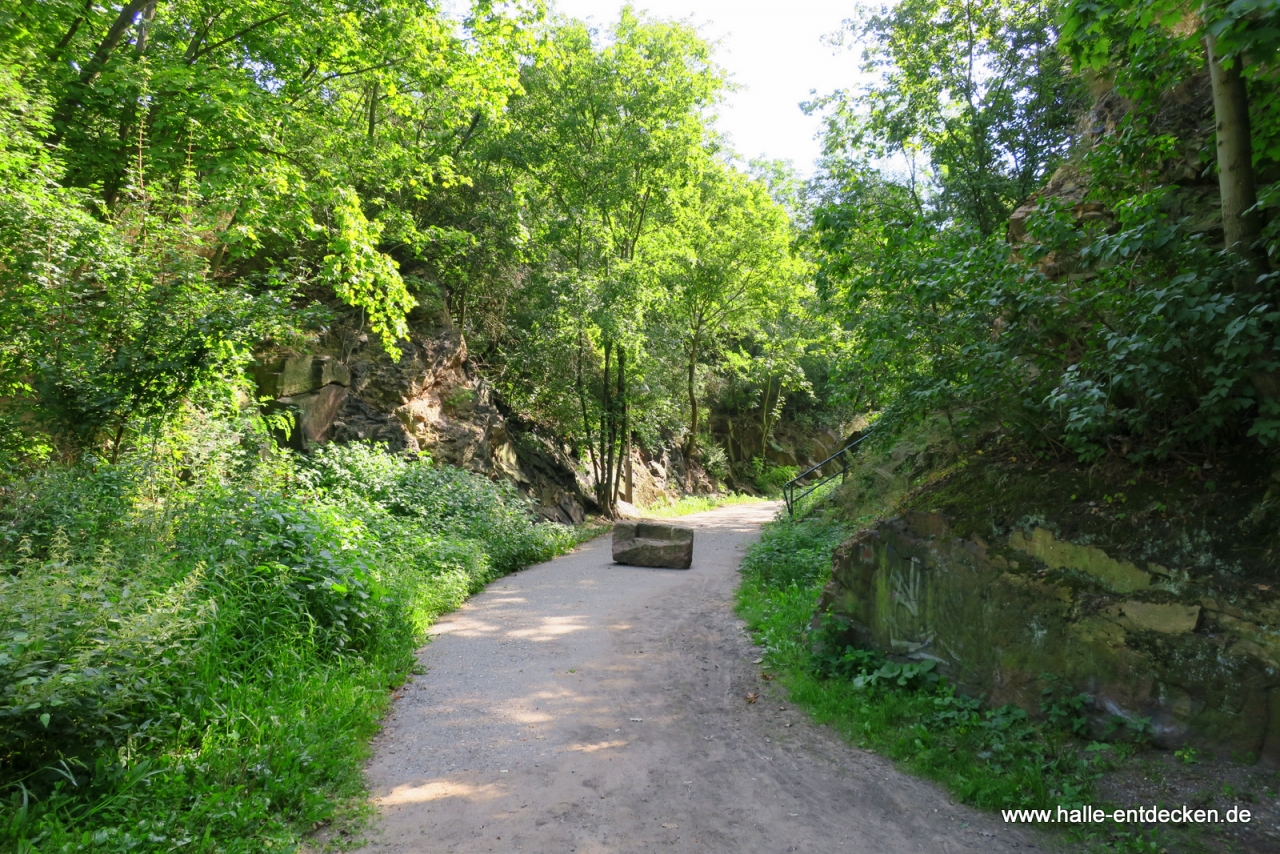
[187,10,290,64]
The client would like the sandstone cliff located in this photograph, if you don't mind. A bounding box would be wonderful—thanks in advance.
[251,307,592,525]
[818,509,1280,763]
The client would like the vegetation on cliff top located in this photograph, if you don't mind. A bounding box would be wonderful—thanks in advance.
[811,0,1280,469]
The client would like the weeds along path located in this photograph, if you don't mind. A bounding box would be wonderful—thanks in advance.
[355,503,1043,854]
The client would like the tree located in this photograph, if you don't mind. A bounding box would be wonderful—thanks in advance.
[649,162,802,462]
[503,8,723,513]
[815,0,1085,234]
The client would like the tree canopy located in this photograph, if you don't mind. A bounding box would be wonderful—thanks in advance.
[0,2,821,514]
[5,0,1279,486]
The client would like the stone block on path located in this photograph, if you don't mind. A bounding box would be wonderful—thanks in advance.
[612,522,694,569]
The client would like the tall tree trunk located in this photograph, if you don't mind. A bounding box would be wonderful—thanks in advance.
[134,0,158,55]
[1206,32,1279,407]
[1206,33,1266,275]
[625,434,633,503]
[576,330,599,486]
[599,340,613,513]
[684,325,701,460]
[612,347,627,506]
[759,375,774,458]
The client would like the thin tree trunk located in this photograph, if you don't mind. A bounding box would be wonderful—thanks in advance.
[600,340,613,512]
[612,347,627,506]
[49,0,94,64]
[760,375,773,458]
[109,413,130,464]
[1206,33,1266,274]
[135,0,158,54]
[576,330,599,485]
[684,324,701,460]
[625,435,633,503]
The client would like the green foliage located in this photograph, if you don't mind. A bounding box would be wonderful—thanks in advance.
[0,537,209,767]
[635,491,764,518]
[299,442,574,575]
[752,462,799,496]
[647,161,810,453]
[0,426,576,850]
[816,0,1085,235]
[320,187,416,358]
[812,0,1280,462]
[811,628,940,690]
[0,144,278,461]
[738,515,848,587]
[1013,198,1280,456]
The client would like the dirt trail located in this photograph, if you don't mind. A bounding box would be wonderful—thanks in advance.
[357,503,1047,853]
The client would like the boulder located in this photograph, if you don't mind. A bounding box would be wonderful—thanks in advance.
[612,522,694,569]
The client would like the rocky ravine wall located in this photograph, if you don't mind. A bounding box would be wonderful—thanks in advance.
[817,513,1280,764]
[250,310,592,525]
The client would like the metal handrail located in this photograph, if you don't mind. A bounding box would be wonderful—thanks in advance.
[782,432,871,517]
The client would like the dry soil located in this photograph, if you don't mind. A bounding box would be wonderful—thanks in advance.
[355,502,1049,853]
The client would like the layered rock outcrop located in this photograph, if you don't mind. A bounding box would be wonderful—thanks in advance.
[710,416,849,474]
[252,308,591,525]
[817,512,1280,763]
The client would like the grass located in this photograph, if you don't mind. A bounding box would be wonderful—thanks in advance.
[0,435,585,852]
[733,513,1187,853]
[636,492,769,518]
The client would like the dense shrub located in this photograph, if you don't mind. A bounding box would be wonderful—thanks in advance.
[298,442,572,574]
[0,432,576,851]
[738,515,847,588]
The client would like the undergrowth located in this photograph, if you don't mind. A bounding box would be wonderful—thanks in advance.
[736,514,1174,852]
[0,424,582,852]
[636,492,767,518]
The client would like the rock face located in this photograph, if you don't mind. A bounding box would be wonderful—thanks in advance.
[251,355,352,447]
[817,512,1280,763]
[251,306,592,525]
[612,522,694,569]
[710,416,850,480]
[1007,73,1220,277]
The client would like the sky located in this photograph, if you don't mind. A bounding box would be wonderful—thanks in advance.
[550,1,871,176]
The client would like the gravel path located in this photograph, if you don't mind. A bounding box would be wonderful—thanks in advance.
[356,502,1048,853]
